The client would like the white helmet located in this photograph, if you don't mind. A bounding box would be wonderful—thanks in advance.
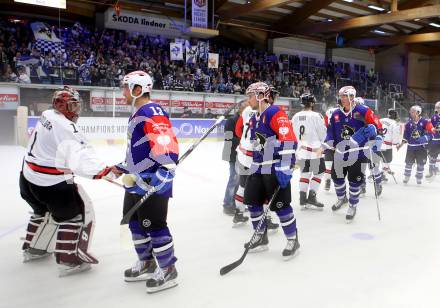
[435,101,440,110]
[338,86,356,98]
[354,97,364,105]
[410,105,422,115]
[121,70,153,98]
[246,82,272,104]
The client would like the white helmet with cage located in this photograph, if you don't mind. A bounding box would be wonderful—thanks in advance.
[435,101,440,111]
[121,70,153,99]
[354,97,364,105]
[338,86,356,98]
[410,105,422,115]
[246,82,271,103]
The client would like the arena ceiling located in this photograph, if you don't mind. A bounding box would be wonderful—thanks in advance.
[3,0,440,52]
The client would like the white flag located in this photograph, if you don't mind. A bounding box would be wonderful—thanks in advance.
[170,42,183,61]
[186,44,198,64]
[208,53,219,69]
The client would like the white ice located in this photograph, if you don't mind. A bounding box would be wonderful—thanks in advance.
[1,142,440,308]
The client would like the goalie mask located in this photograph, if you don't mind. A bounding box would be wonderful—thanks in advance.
[52,86,82,123]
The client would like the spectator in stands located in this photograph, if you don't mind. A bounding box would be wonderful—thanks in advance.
[181,106,193,118]
[205,108,215,118]
[17,66,30,84]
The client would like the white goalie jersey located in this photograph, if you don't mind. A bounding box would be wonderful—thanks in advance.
[380,117,401,150]
[292,110,327,160]
[22,109,107,186]
[236,106,257,168]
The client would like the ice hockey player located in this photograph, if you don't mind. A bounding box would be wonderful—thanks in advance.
[242,82,299,259]
[292,94,327,209]
[19,86,119,276]
[397,105,434,184]
[116,71,179,293]
[379,109,401,182]
[322,86,383,222]
[426,102,440,180]
[323,104,338,191]
[233,96,279,230]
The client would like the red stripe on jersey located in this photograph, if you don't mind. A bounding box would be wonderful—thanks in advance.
[239,145,253,157]
[300,178,310,183]
[234,195,244,202]
[235,115,244,139]
[26,161,72,175]
[93,167,111,180]
[325,169,332,174]
[269,110,297,142]
[365,109,382,129]
[384,141,392,145]
[324,115,329,127]
[312,177,321,183]
[143,115,179,158]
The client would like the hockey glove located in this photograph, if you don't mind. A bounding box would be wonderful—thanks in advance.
[274,161,293,189]
[363,124,377,138]
[416,135,430,144]
[351,127,367,145]
[148,167,175,195]
[372,135,383,153]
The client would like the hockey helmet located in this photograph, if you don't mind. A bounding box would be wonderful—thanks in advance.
[121,70,153,99]
[435,101,440,112]
[354,97,364,105]
[52,86,82,123]
[338,86,356,98]
[246,82,272,103]
[410,105,422,116]
[387,108,398,120]
[300,93,316,107]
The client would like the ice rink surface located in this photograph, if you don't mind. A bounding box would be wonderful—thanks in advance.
[1,141,440,308]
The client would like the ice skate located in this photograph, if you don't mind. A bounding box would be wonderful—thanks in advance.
[299,191,307,208]
[23,248,51,263]
[331,196,348,211]
[324,179,331,191]
[124,259,158,282]
[306,190,324,210]
[146,264,178,294]
[282,235,300,261]
[244,229,269,253]
[403,176,410,184]
[345,206,357,223]
[58,262,91,277]
[232,209,249,227]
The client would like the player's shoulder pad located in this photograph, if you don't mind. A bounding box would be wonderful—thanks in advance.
[138,103,169,118]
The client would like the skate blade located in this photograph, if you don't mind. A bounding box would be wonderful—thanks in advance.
[146,280,178,294]
[248,245,269,253]
[124,273,155,282]
[304,204,324,211]
[58,263,91,277]
[283,250,300,261]
[23,253,51,263]
[345,218,355,224]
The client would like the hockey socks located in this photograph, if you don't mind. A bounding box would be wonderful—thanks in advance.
[129,221,152,261]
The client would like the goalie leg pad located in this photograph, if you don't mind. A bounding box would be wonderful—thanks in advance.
[22,214,46,251]
[29,213,58,253]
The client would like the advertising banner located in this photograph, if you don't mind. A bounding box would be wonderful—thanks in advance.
[0,85,19,110]
[192,0,208,28]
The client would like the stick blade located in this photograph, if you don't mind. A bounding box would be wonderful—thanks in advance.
[219,259,242,276]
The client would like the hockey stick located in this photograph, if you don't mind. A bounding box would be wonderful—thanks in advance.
[103,176,124,188]
[220,186,281,276]
[368,148,381,221]
[377,151,398,184]
[120,103,240,225]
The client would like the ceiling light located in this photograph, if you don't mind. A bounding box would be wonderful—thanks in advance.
[368,5,385,11]
[342,0,353,2]
[414,18,421,21]
[429,22,440,28]
[327,18,333,22]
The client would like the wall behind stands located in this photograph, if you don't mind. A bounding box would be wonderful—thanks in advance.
[375,45,406,87]
[332,48,375,71]
[269,37,326,62]
[407,52,430,101]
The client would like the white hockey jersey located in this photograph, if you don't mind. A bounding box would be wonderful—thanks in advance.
[236,106,257,168]
[22,109,107,186]
[380,117,401,150]
[292,110,327,160]
[324,107,338,127]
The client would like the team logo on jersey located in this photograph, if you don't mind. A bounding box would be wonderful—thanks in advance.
[279,126,289,136]
[341,125,355,140]
[334,114,340,122]
[142,219,151,228]
[411,130,421,139]
[353,112,362,120]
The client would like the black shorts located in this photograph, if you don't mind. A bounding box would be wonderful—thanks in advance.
[405,148,427,165]
[297,158,326,174]
[324,149,334,162]
[428,143,440,158]
[331,156,367,184]
[19,172,83,222]
[123,192,169,231]
[380,149,393,164]
[244,173,291,210]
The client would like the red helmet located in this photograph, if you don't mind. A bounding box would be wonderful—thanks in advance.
[52,86,81,122]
